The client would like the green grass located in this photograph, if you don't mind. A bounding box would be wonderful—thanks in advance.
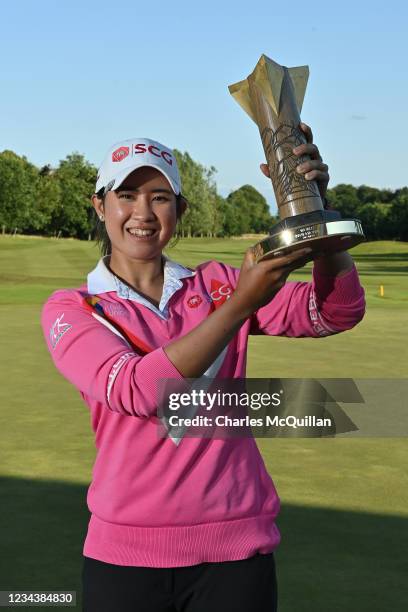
[0,235,407,611]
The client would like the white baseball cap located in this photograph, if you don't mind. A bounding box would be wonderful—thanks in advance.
[95,137,181,196]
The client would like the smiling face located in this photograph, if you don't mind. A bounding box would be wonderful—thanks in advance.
[92,166,185,264]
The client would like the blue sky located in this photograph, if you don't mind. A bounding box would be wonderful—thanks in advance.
[1,0,407,211]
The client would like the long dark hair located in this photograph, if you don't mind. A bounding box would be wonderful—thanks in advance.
[92,189,185,257]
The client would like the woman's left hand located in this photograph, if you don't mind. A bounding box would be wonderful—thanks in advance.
[260,122,330,199]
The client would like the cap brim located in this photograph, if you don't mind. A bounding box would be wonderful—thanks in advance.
[108,164,180,195]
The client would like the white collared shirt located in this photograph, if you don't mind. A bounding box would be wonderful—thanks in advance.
[87,253,196,320]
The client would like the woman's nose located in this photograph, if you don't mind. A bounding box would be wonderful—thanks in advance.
[129,195,156,220]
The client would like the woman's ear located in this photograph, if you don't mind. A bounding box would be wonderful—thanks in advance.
[91,193,104,218]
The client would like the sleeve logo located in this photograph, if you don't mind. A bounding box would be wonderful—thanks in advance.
[308,290,332,337]
[50,313,72,349]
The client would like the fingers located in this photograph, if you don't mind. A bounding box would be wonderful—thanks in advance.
[294,124,320,160]
[299,122,313,143]
[292,142,322,161]
[296,159,329,183]
[292,140,330,196]
[261,158,328,183]
[246,246,257,266]
[302,169,330,183]
[282,247,312,262]
[260,163,270,178]
[286,251,315,271]
[296,160,328,174]
[259,247,313,271]
[281,247,314,269]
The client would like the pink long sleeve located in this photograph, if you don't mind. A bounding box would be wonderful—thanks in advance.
[221,262,366,338]
[41,289,186,418]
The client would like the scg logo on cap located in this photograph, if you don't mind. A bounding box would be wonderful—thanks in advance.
[134,143,173,166]
[96,137,181,196]
[112,146,130,162]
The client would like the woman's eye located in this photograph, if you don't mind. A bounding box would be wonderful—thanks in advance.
[118,194,169,202]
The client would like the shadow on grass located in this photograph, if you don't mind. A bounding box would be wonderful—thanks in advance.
[0,476,407,611]
[275,504,407,612]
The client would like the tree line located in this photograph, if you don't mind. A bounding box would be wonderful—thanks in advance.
[326,184,408,242]
[0,148,406,241]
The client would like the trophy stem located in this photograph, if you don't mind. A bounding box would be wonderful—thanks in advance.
[247,66,323,220]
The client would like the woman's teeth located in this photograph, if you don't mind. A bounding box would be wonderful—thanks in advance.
[127,228,155,236]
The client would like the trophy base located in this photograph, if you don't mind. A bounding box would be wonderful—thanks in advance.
[252,210,365,262]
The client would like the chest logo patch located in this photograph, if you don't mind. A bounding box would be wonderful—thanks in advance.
[187,294,203,308]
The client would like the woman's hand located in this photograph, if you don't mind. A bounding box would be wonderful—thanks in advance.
[260,122,330,199]
[258,122,355,277]
[230,246,315,317]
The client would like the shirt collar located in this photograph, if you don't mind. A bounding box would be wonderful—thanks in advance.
[86,253,195,318]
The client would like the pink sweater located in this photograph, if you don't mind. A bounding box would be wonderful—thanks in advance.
[41,255,365,567]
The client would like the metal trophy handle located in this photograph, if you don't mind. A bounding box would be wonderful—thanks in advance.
[228,54,365,262]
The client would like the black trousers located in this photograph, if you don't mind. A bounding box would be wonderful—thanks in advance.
[81,552,278,612]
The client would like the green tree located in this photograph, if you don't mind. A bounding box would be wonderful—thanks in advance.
[357,202,392,241]
[51,153,97,238]
[389,192,408,241]
[0,150,39,233]
[225,185,273,235]
[214,194,236,237]
[221,196,247,236]
[356,185,393,204]
[173,150,215,237]
[326,184,360,217]
[27,173,61,235]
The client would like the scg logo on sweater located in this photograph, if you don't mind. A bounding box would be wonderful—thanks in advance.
[209,279,234,308]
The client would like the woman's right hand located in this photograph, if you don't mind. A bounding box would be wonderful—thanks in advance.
[230,246,315,317]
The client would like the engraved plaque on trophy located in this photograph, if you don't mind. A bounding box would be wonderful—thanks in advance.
[228,54,365,262]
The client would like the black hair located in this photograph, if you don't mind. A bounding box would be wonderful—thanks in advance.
[92,188,185,258]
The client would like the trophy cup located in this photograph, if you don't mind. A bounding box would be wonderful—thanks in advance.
[228,54,365,262]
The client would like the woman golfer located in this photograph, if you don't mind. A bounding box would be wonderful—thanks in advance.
[41,124,365,612]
